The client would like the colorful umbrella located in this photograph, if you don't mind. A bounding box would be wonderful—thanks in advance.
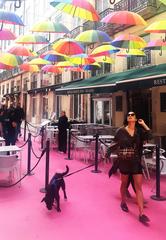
[27,58,51,65]
[20,63,40,72]
[69,54,95,65]
[144,40,166,50]
[75,30,111,43]
[8,45,37,56]
[145,20,166,33]
[56,61,75,68]
[116,49,146,57]
[40,50,66,62]
[0,63,14,70]
[0,28,16,40]
[89,44,120,57]
[94,56,114,64]
[52,38,84,55]
[50,0,100,22]
[111,34,147,49]
[68,66,84,72]
[83,63,101,71]
[15,34,49,44]
[0,10,24,27]
[41,65,62,73]
[0,53,23,66]
[101,11,147,26]
[31,20,69,34]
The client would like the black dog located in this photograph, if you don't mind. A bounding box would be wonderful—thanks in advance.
[41,165,69,211]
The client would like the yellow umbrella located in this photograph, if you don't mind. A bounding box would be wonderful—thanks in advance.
[20,63,40,72]
[116,49,145,57]
[0,53,23,66]
[145,20,166,33]
[28,58,51,65]
[94,56,114,64]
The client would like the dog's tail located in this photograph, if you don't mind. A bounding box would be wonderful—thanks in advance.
[61,165,69,177]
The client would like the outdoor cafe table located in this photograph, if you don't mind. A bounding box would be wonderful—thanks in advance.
[0,145,22,155]
[77,135,114,141]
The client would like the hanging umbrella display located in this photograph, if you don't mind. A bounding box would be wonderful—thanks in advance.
[53,38,84,55]
[41,65,62,73]
[50,0,100,22]
[0,53,23,66]
[145,20,166,33]
[56,61,75,68]
[83,62,101,71]
[144,40,166,50]
[31,20,69,34]
[75,30,111,43]
[15,34,49,44]
[0,10,24,28]
[68,66,84,72]
[0,28,16,40]
[27,58,51,65]
[111,34,147,49]
[89,44,120,57]
[20,63,40,72]
[40,50,66,62]
[101,11,147,26]
[116,49,146,57]
[8,45,37,56]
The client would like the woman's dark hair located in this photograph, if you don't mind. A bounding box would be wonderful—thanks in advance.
[123,111,140,127]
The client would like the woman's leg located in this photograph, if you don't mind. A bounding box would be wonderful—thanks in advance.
[133,174,144,215]
[120,174,129,203]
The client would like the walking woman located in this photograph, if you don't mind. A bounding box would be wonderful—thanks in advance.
[108,111,152,223]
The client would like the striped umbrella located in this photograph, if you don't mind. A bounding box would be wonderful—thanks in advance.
[20,63,40,72]
[53,38,84,55]
[15,34,49,44]
[0,53,23,66]
[75,30,111,43]
[89,44,119,57]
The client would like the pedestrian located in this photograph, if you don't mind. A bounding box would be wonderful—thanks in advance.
[106,111,152,224]
[15,102,25,139]
[5,103,17,146]
[58,111,69,153]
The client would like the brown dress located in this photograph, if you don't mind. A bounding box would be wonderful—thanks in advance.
[114,127,152,175]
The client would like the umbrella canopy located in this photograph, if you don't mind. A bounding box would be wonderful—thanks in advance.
[20,63,40,72]
[53,38,84,55]
[75,30,111,43]
[145,20,166,33]
[0,28,16,40]
[31,20,70,34]
[144,40,166,50]
[56,61,75,68]
[50,0,100,22]
[0,10,24,27]
[27,58,51,65]
[41,65,62,73]
[111,34,147,49]
[68,66,84,72]
[8,45,37,56]
[0,63,14,70]
[0,53,23,66]
[94,56,114,64]
[83,62,101,71]
[116,49,146,57]
[15,34,49,44]
[89,44,119,57]
[69,54,95,65]
[101,11,147,26]
[40,50,66,62]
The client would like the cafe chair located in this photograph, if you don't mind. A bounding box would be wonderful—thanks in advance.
[0,155,21,186]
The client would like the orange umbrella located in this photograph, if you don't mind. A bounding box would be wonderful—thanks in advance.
[8,45,37,56]
[20,63,40,72]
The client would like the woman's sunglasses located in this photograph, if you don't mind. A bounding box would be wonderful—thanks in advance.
[127,113,135,117]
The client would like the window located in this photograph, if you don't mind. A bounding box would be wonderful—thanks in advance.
[42,97,48,119]
[160,93,166,112]
[94,99,112,125]
[73,95,81,119]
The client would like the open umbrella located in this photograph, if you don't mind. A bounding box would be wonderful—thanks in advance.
[31,20,69,34]
[27,58,51,65]
[0,53,23,66]
[144,40,166,50]
[56,61,75,68]
[41,65,62,73]
[40,50,66,62]
[8,45,37,56]
[75,30,111,43]
[111,34,147,49]
[0,63,14,70]
[0,9,24,29]
[0,28,16,40]
[116,49,146,57]
[94,56,114,64]
[50,0,100,22]
[101,11,147,26]
[15,34,49,44]
[83,62,101,71]
[20,63,40,72]
[69,54,95,65]
[145,20,166,33]
[53,38,84,55]
[89,44,119,57]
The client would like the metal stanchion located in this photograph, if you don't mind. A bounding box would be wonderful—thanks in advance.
[91,134,101,173]
[65,126,73,160]
[41,126,45,150]
[40,139,50,193]
[27,133,34,176]
[23,120,27,141]
[151,144,166,201]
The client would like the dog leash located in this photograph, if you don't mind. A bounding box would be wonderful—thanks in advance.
[64,163,94,178]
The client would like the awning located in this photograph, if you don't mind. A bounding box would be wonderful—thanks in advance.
[55,63,166,95]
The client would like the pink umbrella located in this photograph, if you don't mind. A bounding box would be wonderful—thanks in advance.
[41,65,62,73]
[0,28,16,40]
[8,45,37,56]
[0,63,14,70]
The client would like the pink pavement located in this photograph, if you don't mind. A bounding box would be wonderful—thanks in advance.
[0,137,166,240]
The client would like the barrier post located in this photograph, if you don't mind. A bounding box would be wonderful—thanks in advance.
[27,133,34,176]
[65,125,73,160]
[41,126,45,150]
[151,144,166,201]
[23,120,27,141]
[40,139,50,193]
[92,134,101,173]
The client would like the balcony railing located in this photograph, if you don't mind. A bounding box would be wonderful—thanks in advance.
[114,0,157,11]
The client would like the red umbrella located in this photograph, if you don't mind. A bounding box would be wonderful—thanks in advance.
[0,28,16,40]
[0,63,14,70]
[8,45,37,56]
[53,38,84,55]
[101,11,147,26]
[41,65,62,73]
